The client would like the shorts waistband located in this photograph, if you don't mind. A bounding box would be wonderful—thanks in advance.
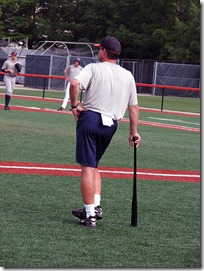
[84,110,117,122]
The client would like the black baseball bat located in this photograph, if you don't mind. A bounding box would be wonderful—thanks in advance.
[131,136,138,226]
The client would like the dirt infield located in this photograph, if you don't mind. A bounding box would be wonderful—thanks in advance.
[0,161,200,183]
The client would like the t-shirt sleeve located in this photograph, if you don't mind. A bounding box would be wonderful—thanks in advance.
[75,64,93,89]
[128,75,138,106]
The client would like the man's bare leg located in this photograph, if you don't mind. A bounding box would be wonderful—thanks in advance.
[93,168,101,207]
[81,166,102,218]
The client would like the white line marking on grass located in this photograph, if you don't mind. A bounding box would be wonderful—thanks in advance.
[0,165,200,178]
[1,93,63,101]
[137,120,200,132]
[0,165,80,171]
[148,117,200,126]
[100,169,200,178]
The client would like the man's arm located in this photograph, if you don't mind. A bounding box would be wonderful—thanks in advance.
[2,62,14,73]
[64,68,70,81]
[128,104,141,147]
[70,79,80,107]
[70,79,87,121]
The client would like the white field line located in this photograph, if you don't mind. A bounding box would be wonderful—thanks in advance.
[148,117,200,126]
[138,120,200,132]
[1,104,71,114]
[11,105,57,111]
[0,93,63,101]
[0,165,200,178]
[121,118,200,132]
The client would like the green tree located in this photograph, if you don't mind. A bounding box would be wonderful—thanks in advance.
[152,0,200,61]
[0,0,200,61]
[0,0,34,42]
[165,1,200,61]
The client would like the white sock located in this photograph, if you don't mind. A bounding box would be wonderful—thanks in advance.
[94,194,101,207]
[84,204,95,218]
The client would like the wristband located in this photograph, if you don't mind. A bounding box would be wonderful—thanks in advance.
[70,104,78,109]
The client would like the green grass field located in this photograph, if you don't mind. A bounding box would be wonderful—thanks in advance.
[0,88,200,268]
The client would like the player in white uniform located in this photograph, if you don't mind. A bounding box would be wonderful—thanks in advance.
[70,36,141,228]
[57,58,83,111]
[1,51,19,110]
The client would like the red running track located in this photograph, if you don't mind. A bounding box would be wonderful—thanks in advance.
[0,161,200,183]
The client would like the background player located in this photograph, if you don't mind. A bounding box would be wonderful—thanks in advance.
[57,58,83,111]
[1,51,19,110]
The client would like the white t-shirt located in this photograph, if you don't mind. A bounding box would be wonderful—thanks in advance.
[64,65,83,80]
[75,62,138,120]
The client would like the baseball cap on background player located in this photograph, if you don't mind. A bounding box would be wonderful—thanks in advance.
[74,58,80,64]
[11,52,17,56]
[94,36,121,54]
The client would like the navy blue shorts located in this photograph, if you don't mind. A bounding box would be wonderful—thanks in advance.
[76,110,117,168]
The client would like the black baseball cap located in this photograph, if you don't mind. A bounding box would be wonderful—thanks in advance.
[11,52,17,56]
[94,36,121,54]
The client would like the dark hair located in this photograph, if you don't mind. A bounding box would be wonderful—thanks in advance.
[106,49,120,60]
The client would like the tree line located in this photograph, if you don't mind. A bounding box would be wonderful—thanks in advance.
[0,0,200,61]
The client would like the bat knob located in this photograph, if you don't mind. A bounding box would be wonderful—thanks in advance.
[132,136,138,143]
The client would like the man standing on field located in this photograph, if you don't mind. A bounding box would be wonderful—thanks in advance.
[70,36,141,228]
[57,58,83,111]
[1,51,19,110]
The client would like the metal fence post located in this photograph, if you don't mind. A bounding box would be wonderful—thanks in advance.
[43,77,46,99]
[161,88,165,111]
